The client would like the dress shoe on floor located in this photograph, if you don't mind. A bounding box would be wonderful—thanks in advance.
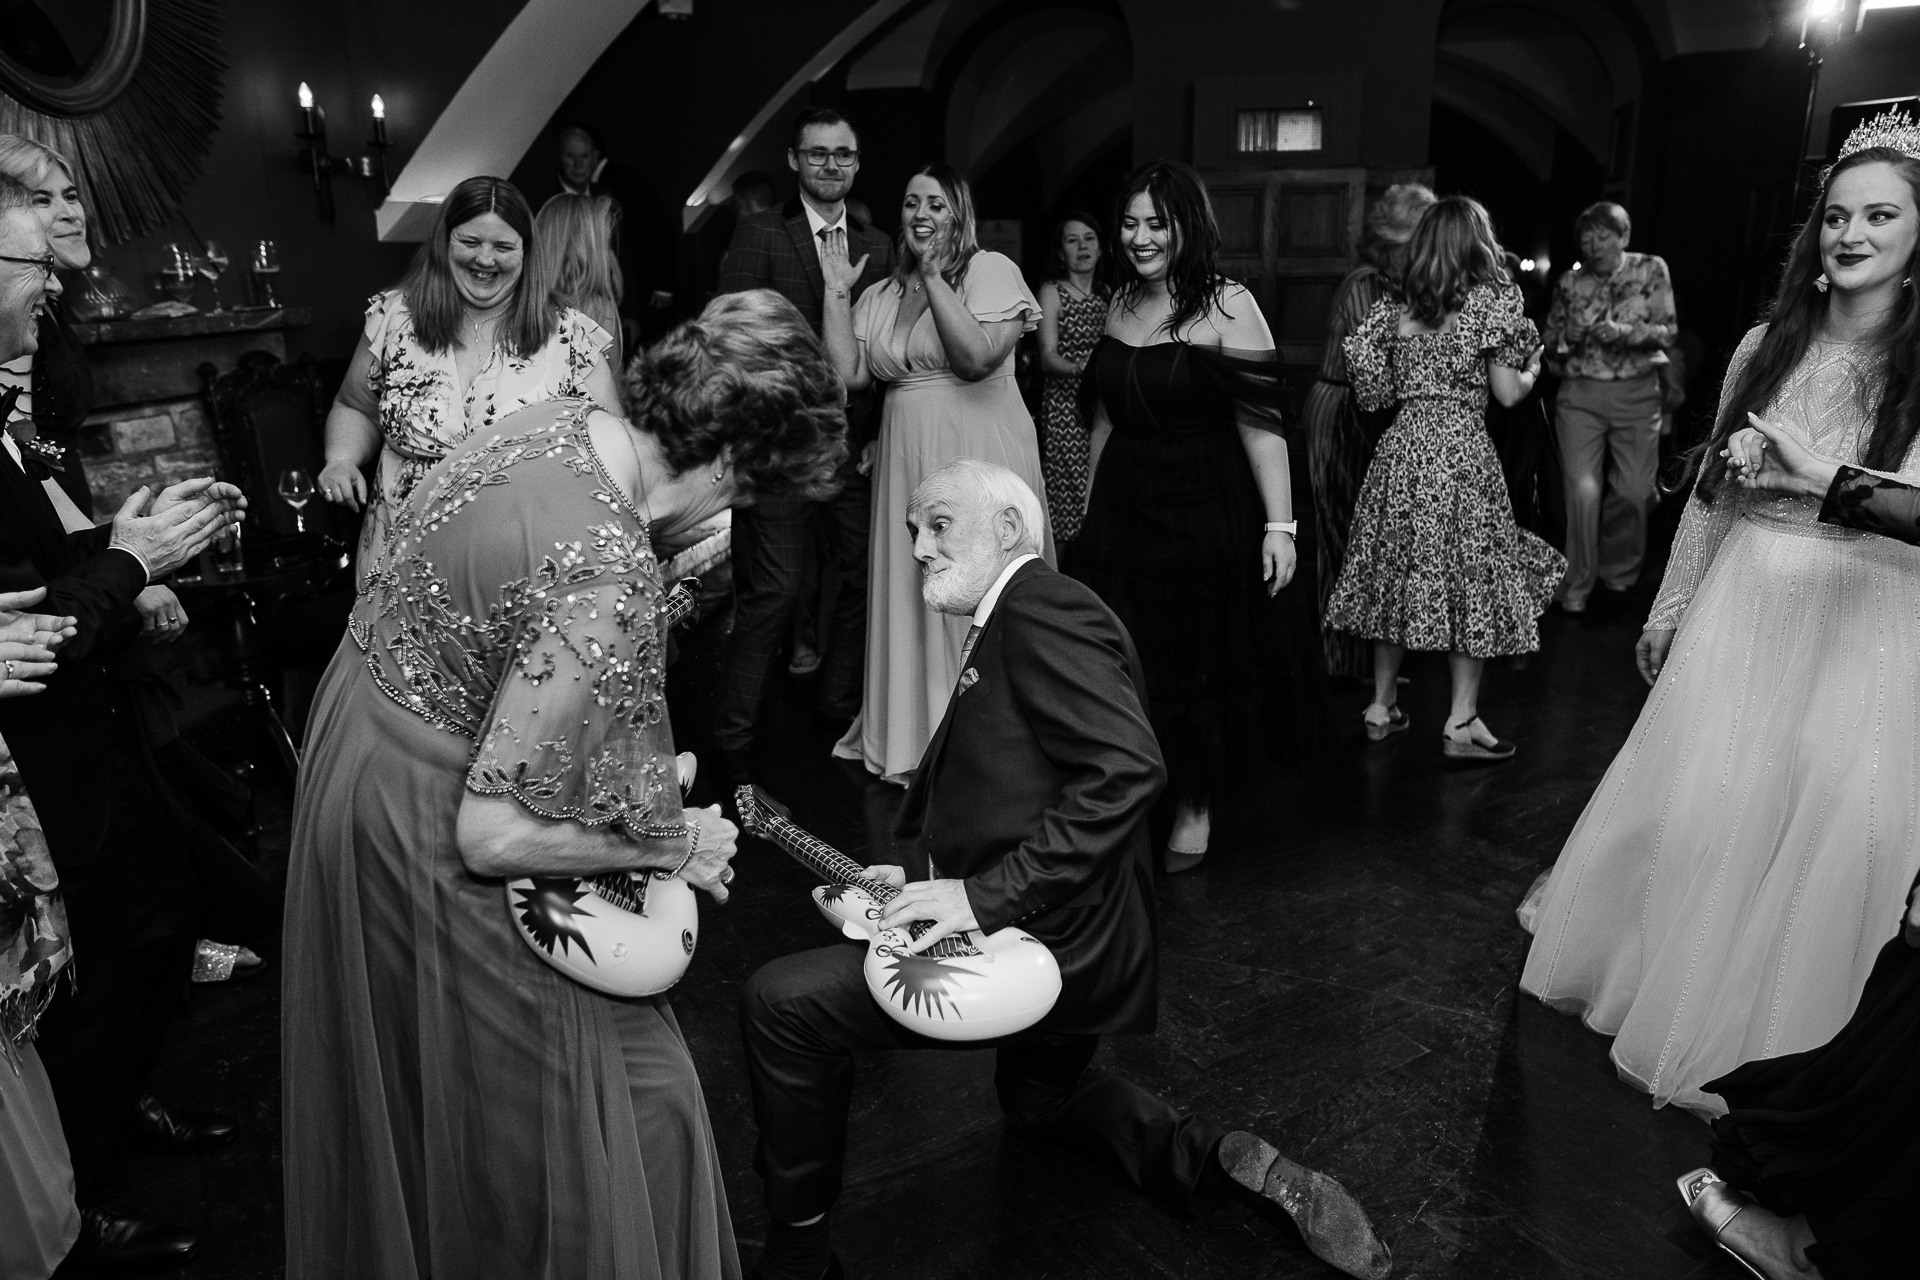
[191,938,265,983]
[62,1205,198,1274]
[132,1090,237,1153]
[1216,1131,1393,1279]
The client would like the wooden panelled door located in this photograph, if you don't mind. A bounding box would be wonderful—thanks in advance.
[1201,168,1365,367]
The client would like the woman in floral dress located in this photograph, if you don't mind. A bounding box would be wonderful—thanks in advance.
[1037,211,1106,551]
[318,176,621,581]
[1325,196,1561,761]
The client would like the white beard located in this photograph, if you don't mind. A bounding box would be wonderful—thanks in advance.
[920,558,996,615]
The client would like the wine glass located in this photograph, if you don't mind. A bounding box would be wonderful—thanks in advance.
[161,243,196,305]
[279,467,315,533]
[250,239,281,308]
[199,239,230,314]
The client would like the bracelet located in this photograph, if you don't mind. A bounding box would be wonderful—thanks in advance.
[1263,521,1297,536]
[666,825,699,878]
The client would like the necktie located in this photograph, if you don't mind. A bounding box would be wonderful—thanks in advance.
[818,224,845,267]
[960,624,982,668]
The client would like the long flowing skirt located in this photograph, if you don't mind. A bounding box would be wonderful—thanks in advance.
[835,373,1051,784]
[1521,514,1920,1116]
[0,1042,77,1279]
[283,646,738,1280]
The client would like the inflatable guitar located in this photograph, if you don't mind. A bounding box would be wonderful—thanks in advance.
[506,578,704,997]
[734,785,1062,1041]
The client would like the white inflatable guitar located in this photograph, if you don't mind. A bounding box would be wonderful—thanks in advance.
[506,578,704,997]
[735,785,1062,1041]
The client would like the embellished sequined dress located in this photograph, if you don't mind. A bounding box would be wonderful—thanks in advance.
[283,400,738,1280]
[1521,329,1920,1118]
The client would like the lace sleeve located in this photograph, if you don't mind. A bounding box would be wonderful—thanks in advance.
[1342,299,1397,412]
[1819,466,1920,547]
[465,531,686,840]
[1644,323,1768,630]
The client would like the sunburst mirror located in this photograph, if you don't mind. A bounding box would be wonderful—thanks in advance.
[0,0,224,244]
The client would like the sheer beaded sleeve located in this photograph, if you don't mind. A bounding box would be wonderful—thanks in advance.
[1342,299,1399,413]
[465,525,687,841]
[1645,324,1768,631]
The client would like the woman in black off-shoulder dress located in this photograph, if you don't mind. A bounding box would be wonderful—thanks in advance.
[1076,162,1325,873]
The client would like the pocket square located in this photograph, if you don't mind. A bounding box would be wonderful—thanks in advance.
[957,667,979,694]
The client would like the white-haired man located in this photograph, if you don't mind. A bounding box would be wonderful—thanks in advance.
[738,460,1392,1280]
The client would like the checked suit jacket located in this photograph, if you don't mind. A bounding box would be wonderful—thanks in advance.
[717,197,894,447]
[895,559,1166,1037]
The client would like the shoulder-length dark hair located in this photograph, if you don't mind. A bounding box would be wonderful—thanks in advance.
[891,163,980,292]
[1105,160,1229,339]
[1045,209,1106,285]
[1694,147,1920,500]
[398,176,559,359]
[1401,195,1512,328]
[625,289,847,502]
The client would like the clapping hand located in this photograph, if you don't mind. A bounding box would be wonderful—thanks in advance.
[1723,413,1841,499]
[869,865,981,953]
[109,478,247,579]
[916,232,954,284]
[0,586,74,697]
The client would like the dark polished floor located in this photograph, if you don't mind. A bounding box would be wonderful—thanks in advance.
[121,576,1750,1280]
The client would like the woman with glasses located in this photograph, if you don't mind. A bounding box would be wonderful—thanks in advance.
[820,162,1049,785]
[317,176,622,582]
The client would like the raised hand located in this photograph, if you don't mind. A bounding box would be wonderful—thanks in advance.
[917,232,953,283]
[821,244,869,297]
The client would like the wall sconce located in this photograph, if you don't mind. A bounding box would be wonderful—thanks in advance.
[294,82,395,224]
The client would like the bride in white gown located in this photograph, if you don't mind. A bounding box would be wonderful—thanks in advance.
[1520,126,1920,1117]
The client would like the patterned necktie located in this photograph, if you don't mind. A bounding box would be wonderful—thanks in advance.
[818,224,846,268]
[960,623,982,669]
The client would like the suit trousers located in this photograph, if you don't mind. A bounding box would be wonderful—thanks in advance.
[717,477,869,753]
[1553,373,1663,604]
[741,941,1224,1222]
[33,761,198,1201]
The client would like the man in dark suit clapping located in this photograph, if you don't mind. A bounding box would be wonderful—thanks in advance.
[714,107,893,785]
[738,460,1393,1280]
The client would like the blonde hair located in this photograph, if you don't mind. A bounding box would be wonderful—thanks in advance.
[0,135,74,190]
[535,192,623,340]
[890,163,980,292]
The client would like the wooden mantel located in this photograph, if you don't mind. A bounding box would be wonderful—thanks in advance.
[76,307,314,411]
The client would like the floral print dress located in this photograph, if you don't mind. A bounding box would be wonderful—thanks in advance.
[1325,282,1564,656]
[355,288,612,581]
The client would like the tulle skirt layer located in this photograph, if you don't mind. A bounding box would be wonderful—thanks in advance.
[1521,513,1920,1116]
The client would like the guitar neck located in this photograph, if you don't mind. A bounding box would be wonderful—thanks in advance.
[660,579,697,630]
[753,811,900,905]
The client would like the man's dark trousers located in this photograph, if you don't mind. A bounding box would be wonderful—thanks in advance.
[741,941,1224,1221]
[717,470,868,753]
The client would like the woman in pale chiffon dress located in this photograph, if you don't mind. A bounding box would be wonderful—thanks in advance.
[1521,143,1920,1118]
[283,291,847,1279]
[822,163,1050,784]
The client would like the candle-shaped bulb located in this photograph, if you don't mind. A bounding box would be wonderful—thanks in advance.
[371,94,385,121]
[298,82,313,109]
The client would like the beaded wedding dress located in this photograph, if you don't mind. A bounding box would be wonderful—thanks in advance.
[1521,327,1920,1117]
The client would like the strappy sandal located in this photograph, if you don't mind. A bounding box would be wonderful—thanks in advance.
[1442,717,1516,763]
[1676,1168,1764,1279]
[1362,704,1409,742]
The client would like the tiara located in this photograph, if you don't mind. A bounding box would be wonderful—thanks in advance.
[1837,108,1920,163]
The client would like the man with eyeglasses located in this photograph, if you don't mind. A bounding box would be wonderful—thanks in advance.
[0,173,252,1271]
[715,106,893,789]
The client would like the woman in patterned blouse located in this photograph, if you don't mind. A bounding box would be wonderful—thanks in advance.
[283,289,848,1280]
[318,176,624,582]
[1540,202,1677,611]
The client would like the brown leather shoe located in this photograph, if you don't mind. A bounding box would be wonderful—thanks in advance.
[1217,1131,1393,1278]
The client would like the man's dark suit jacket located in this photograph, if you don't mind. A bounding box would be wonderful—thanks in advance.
[526,162,679,316]
[0,447,144,870]
[895,559,1166,1037]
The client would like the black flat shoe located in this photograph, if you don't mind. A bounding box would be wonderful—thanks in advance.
[1216,1132,1393,1279]
[61,1205,198,1273]
[131,1090,237,1153]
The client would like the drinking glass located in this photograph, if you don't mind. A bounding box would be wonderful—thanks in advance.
[250,239,281,308]
[211,519,244,575]
[199,239,230,314]
[161,243,196,305]
[278,467,314,533]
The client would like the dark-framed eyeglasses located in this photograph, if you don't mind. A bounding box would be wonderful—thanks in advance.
[0,254,57,282]
[795,147,859,168]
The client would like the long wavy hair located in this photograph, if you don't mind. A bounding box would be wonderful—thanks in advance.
[1105,161,1230,339]
[535,192,624,338]
[398,176,559,358]
[1693,147,1920,500]
[1401,196,1512,328]
[890,163,980,292]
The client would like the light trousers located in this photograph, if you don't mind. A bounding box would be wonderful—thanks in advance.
[1554,373,1663,603]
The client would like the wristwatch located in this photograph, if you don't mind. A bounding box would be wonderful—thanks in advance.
[1263,521,1297,536]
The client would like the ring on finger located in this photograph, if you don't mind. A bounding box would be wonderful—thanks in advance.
[719,866,735,885]
[3,660,12,680]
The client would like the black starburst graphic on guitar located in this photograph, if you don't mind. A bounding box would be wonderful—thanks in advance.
[878,946,982,1021]
[513,879,597,961]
